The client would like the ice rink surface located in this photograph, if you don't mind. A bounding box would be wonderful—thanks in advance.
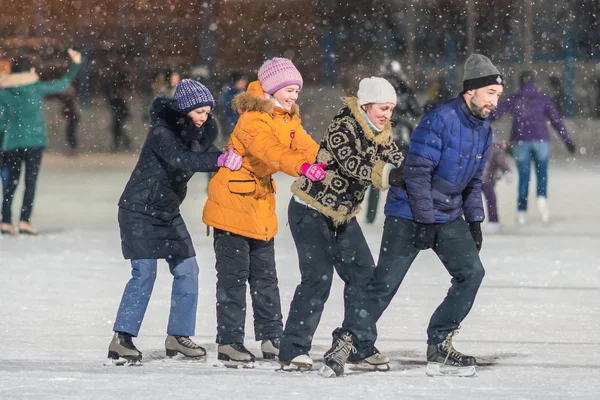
[0,154,598,399]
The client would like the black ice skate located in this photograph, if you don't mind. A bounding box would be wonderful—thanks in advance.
[348,347,390,371]
[426,330,476,377]
[261,337,280,360]
[318,334,356,378]
[107,332,142,366]
[165,335,207,359]
[217,343,256,368]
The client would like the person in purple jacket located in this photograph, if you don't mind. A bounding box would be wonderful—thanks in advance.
[489,71,576,225]
[319,54,502,378]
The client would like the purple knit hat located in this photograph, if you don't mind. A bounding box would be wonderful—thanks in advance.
[173,79,215,113]
[257,57,303,95]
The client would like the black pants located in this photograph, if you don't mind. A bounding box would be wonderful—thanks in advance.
[279,198,376,362]
[66,117,79,149]
[365,186,380,224]
[1,148,43,224]
[213,228,283,344]
[342,216,485,347]
[111,117,131,151]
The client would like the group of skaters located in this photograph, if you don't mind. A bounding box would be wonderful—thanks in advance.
[0,48,576,378]
[108,53,507,378]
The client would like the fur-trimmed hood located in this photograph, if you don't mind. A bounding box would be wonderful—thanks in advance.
[0,72,39,89]
[231,80,300,117]
[342,96,393,146]
[149,96,217,147]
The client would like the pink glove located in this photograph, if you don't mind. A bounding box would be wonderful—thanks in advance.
[217,146,243,171]
[300,163,327,181]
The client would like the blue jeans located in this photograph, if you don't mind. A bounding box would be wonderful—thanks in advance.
[113,257,199,337]
[512,141,550,211]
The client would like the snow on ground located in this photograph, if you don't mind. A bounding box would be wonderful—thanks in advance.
[0,154,599,399]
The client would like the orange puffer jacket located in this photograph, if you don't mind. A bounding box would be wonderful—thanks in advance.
[202,81,319,240]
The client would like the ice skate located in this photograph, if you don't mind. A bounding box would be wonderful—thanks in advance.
[261,337,280,360]
[348,348,390,371]
[318,334,356,378]
[165,335,206,359]
[516,211,526,225]
[107,332,142,366]
[426,331,476,377]
[217,343,256,368]
[278,354,313,371]
[537,197,550,223]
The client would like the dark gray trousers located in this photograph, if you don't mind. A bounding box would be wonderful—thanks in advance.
[279,198,376,362]
[214,228,283,344]
[342,216,485,347]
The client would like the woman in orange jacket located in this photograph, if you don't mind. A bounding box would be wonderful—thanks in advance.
[202,57,323,366]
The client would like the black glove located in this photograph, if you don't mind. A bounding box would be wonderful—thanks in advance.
[469,222,483,252]
[389,167,405,187]
[414,223,436,250]
[566,141,576,154]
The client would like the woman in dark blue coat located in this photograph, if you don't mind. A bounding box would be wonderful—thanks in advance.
[107,80,242,365]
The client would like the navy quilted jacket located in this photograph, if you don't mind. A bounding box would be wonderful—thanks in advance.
[385,95,492,224]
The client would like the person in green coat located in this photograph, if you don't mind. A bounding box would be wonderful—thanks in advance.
[0,49,81,235]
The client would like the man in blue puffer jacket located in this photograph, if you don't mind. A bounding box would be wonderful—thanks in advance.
[322,54,502,378]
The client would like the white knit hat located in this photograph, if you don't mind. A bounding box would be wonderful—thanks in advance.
[357,77,397,106]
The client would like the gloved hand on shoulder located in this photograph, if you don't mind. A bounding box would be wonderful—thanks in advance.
[300,163,327,182]
[389,167,405,187]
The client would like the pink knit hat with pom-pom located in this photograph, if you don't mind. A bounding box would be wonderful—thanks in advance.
[257,57,303,95]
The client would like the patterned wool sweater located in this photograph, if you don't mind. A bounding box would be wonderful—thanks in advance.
[292,97,404,225]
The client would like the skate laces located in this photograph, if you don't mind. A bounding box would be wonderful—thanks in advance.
[326,335,356,366]
[442,330,464,364]
[176,336,202,349]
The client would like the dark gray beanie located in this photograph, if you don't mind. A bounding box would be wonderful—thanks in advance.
[463,54,504,91]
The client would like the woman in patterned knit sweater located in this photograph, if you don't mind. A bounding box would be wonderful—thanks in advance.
[278,77,405,370]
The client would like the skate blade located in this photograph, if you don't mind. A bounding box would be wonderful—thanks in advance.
[279,361,313,372]
[104,357,142,367]
[221,360,255,369]
[317,365,337,378]
[426,362,476,377]
[349,361,390,372]
[166,353,207,362]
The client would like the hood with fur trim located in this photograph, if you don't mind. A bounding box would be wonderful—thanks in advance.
[231,80,300,117]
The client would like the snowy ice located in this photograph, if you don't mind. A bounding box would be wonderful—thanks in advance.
[0,154,598,399]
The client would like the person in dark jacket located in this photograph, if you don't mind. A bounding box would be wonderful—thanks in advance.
[107,79,243,365]
[47,85,80,155]
[482,139,512,233]
[222,71,248,133]
[489,71,576,225]
[278,77,404,373]
[0,49,81,236]
[321,54,501,378]
[102,68,132,152]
